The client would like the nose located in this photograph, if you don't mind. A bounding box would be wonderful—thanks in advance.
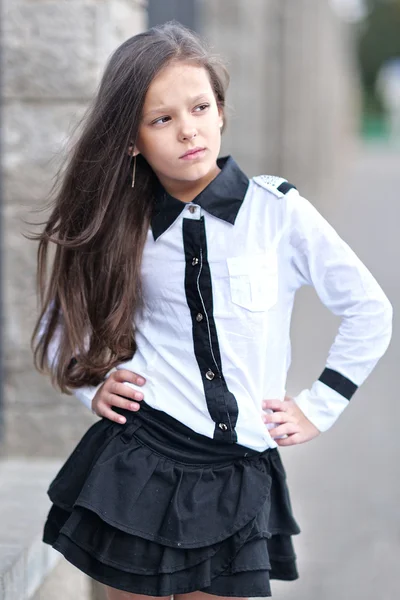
[178,120,197,142]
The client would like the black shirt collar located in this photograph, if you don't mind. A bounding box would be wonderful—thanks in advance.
[151,156,249,241]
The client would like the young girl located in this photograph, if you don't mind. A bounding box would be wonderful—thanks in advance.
[31,21,392,600]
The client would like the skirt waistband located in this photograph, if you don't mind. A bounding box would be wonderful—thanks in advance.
[113,401,271,465]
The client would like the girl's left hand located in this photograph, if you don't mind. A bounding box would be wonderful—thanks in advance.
[262,396,321,446]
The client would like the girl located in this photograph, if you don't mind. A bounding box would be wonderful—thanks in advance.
[31,21,392,600]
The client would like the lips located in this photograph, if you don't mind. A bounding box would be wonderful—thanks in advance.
[180,147,206,159]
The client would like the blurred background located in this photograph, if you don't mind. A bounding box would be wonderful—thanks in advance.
[1,0,399,599]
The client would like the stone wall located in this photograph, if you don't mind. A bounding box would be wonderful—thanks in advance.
[3,0,147,458]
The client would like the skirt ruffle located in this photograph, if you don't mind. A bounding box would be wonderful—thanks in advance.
[43,401,300,597]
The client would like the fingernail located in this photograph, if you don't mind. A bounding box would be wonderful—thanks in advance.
[134,392,143,400]
[130,403,139,411]
[262,401,267,409]
[137,377,145,385]
[119,417,126,424]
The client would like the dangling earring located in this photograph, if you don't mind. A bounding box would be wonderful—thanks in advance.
[131,154,137,189]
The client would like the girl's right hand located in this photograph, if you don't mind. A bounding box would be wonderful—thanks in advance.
[91,369,146,424]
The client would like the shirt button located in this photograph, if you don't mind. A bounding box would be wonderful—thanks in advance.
[218,423,228,431]
[205,370,215,380]
[192,257,199,266]
[196,313,203,322]
[188,205,197,214]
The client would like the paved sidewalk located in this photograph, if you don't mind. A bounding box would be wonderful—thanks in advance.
[271,145,400,600]
[0,460,61,599]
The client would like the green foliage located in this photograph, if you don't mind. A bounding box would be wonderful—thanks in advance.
[357,0,400,115]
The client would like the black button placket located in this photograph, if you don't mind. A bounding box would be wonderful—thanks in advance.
[183,216,239,443]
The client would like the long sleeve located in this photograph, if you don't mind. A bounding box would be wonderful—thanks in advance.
[286,190,393,432]
[36,301,108,412]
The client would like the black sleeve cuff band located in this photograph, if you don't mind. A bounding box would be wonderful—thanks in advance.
[318,367,358,400]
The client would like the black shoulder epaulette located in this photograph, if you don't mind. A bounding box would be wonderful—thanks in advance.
[253,175,297,198]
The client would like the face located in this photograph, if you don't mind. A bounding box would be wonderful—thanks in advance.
[134,61,224,198]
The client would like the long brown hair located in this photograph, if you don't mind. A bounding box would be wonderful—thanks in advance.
[28,21,229,394]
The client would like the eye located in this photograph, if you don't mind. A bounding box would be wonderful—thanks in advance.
[151,115,171,126]
[194,103,210,112]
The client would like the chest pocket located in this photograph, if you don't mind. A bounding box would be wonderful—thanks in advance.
[226,252,278,312]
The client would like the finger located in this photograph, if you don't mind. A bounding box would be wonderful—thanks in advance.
[114,369,146,386]
[261,411,291,425]
[106,390,142,412]
[262,399,288,412]
[275,432,305,446]
[108,380,144,402]
[269,422,300,438]
[96,403,127,424]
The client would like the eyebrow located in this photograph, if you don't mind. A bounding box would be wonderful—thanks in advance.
[143,93,211,118]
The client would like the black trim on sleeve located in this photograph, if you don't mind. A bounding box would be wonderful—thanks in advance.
[183,216,239,443]
[318,368,358,400]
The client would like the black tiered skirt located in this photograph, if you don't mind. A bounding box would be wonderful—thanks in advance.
[43,401,300,597]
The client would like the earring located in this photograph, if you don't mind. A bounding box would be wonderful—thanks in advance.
[131,154,137,188]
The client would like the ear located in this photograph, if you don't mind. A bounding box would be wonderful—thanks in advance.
[217,106,224,129]
[127,143,140,157]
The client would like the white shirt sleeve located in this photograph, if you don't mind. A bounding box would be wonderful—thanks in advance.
[286,189,393,432]
[36,301,108,412]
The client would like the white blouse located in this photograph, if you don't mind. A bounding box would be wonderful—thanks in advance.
[41,156,393,452]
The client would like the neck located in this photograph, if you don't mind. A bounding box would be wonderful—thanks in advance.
[158,163,221,203]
